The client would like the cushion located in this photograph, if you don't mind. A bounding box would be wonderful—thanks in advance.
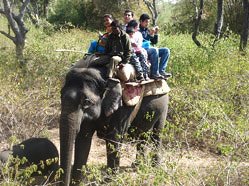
[122,79,170,106]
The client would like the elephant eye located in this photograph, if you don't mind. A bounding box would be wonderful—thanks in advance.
[81,98,94,109]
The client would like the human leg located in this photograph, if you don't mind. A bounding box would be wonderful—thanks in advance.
[158,48,171,78]
[89,55,111,67]
[137,53,150,80]
[130,54,144,81]
[146,47,163,79]
[107,56,122,78]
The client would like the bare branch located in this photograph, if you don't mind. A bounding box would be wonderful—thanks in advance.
[0,8,5,14]
[0,30,16,42]
[2,0,30,63]
[192,0,204,47]
[19,0,30,19]
[213,0,224,47]
[143,0,158,26]
[3,0,20,37]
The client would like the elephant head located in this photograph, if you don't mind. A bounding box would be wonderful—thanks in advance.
[59,67,122,185]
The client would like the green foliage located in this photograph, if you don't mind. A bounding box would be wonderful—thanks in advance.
[48,0,97,29]
[0,18,249,185]
[168,0,245,35]
[0,156,59,185]
[47,0,149,30]
[159,33,249,159]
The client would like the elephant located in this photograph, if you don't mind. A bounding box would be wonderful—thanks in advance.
[0,138,59,178]
[59,67,169,186]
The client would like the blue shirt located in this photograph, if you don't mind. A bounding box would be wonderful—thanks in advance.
[139,25,158,45]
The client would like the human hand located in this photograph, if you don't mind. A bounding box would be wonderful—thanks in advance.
[154,26,159,34]
[131,43,137,47]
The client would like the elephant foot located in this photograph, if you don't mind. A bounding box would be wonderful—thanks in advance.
[71,168,83,186]
[151,154,161,167]
[132,153,146,168]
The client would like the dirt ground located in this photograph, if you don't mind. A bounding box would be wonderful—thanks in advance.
[46,128,221,168]
[1,128,248,173]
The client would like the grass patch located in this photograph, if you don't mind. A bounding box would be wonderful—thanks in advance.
[0,18,248,185]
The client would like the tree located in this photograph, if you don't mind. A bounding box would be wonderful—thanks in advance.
[143,0,158,26]
[240,0,249,51]
[0,0,30,65]
[192,0,204,47]
[213,0,224,46]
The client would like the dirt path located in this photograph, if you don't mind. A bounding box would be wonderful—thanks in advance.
[48,128,223,168]
[48,128,136,166]
[1,128,248,172]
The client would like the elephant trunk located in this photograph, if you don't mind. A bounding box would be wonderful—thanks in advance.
[60,89,82,186]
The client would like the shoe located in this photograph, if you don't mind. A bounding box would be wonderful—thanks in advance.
[136,73,145,82]
[160,71,172,78]
[144,74,150,81]
[151,74,164,80]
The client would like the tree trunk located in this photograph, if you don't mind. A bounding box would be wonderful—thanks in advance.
[240,0,249,51]
[213,0,224,47]
[43,0,49,19]
[0,0,30,66]
[192,0,204,47]
[16,43,25,65]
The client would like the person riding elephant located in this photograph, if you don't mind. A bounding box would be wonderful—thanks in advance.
[59,66,169,185]
[74,20,132,83]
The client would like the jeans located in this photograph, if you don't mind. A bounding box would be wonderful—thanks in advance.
[146,47,170,76]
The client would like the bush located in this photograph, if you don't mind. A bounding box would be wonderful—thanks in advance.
[160,34,249,159]
[0,20,248,185]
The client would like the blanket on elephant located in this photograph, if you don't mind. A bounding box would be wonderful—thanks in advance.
[122,79,170,106]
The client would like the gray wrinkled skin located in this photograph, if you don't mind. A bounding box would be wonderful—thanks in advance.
[59,67,169,186]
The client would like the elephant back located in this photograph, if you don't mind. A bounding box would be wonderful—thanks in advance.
[122,79,170,106]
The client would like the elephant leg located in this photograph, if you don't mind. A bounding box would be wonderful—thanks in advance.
[134,137,146,166]
[71,128,95,184]
[106,140,120,172]
[151,117,166,166]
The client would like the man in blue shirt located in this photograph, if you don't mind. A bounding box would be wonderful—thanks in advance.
[139,14,171,79]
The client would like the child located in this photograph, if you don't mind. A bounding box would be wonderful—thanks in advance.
[126,24,150,81]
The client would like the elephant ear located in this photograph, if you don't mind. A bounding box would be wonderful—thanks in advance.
[102,79,122,117]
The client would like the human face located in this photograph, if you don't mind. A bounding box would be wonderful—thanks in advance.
[140,19,150,28]
[124,12,133,24]
[111,26,121,35]
[104,17,112,28]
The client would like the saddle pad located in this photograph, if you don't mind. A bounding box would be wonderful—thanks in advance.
[144,79,170,97]
[122,84,143,106]
[122,80,170,106]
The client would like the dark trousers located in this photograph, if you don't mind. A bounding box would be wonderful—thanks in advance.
[89,55,122,78]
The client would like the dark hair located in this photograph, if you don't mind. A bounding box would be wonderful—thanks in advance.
[103,14,113,20]
[124,9,134,17]
[127,20,138,28]
[139,13,150,22]
[126,26,135,34]
[110,20,121,29]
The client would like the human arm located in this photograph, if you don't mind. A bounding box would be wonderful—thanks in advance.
[122,34,132,63]
[149,26,159,45]
[104,36,111,55]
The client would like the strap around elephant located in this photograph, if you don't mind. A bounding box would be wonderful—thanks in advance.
[122,85,145,136]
